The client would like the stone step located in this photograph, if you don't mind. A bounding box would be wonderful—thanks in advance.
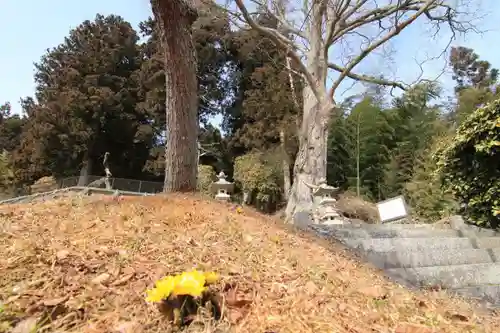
[349,222,442,230]
[466,225,500,237]
[475,237,500,248]
[452,285,500,306]
[313,225,459,239]
[340,237,473,252]
[363,248,499,268]
[386,263,500,289]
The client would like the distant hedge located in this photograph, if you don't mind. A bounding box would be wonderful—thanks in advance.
[437,98,500,228]
[233,152,282,212]
[197,165,216,195]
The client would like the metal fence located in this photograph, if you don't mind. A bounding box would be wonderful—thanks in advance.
[59,176,164,194]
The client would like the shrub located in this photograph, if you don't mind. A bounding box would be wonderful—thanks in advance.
[233,152,282,212]
[336,192,380,223]
[33,176,56,185]
[30,175,58,194]
[197,165,216,195]
[0,150,14,190]
[436,98,500,228]
[405,135,458,221]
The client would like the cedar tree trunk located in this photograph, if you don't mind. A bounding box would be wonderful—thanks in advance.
[151,0,199,192]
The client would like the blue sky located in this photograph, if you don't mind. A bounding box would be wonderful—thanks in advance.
[1,0,499,116]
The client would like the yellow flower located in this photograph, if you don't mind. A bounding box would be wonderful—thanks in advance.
[172,271,206,297]
[145,276,176,302]
[145,270,219,302]
[204,271,219,285]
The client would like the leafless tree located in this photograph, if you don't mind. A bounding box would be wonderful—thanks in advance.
[226,0,478,221]
[151,0,199,192]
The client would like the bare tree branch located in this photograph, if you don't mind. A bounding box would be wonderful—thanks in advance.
[234,0,321,100]
[328,0,440,98]
[328,62,406,90]
[251,0,308,39]
[325,0,368,49]
[231,0,479,103]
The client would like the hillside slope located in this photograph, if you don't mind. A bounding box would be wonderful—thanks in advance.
[0,195,499,332]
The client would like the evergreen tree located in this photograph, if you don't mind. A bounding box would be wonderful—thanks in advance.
[405,134,458,221]
[0,102,25,152]
[449,46,499,125]
[345,97,394,200]
[382,83,443,197]
[15,14,149,184]
[327,111,352,189]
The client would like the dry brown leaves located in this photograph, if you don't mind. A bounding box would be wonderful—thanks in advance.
[0,194,498,332]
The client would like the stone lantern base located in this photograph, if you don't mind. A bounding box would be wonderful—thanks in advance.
[215,192,231,201]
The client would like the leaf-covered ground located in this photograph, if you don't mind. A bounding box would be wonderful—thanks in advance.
[0,195,499,332]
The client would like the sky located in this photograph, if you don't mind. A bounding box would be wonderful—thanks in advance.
[1,0,499,117]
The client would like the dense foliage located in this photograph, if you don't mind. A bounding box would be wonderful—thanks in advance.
[0,151,14,192]
[197,164,216,195]
[437,100,500,228]
[405,135,458,220]
[233,151,282,212]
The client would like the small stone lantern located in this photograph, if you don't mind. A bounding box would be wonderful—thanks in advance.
[211,171,234,201]
[310,179,343,225]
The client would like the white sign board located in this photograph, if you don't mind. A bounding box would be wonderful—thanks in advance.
[376,195,409,223]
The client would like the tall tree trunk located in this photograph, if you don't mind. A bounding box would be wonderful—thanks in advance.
[285,8,333,222]
[356,111,361,197]
[280,129,291,200]
[285,80,332,221]
[151,0,199,192]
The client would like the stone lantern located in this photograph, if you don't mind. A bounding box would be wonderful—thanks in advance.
[211,171,234,201]
[309,179,344,225]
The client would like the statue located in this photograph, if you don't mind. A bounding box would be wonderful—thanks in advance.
[103,152,112,190]
[86,152,113,190]
[103,152,112,178]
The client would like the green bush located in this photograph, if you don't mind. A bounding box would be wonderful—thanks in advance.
[197,165,216,195]
[436,99,500,228]
[0,151,14,190]
[233,152,282,212]
[405,135,458,222]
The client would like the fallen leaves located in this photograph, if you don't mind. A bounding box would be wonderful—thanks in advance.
[56,249,70,260]
[223,283,253,324]
[446,311,470,322]
[42,295,69,307]
[114,321,143,333]
[10,317,38,333]
[395,323,433,333]
[91,273,111,285]
[0,195,499,333]
[357,285,388,299]
[111,273,134,286]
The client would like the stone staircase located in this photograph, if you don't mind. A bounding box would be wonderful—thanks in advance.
[309,216,500,307]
